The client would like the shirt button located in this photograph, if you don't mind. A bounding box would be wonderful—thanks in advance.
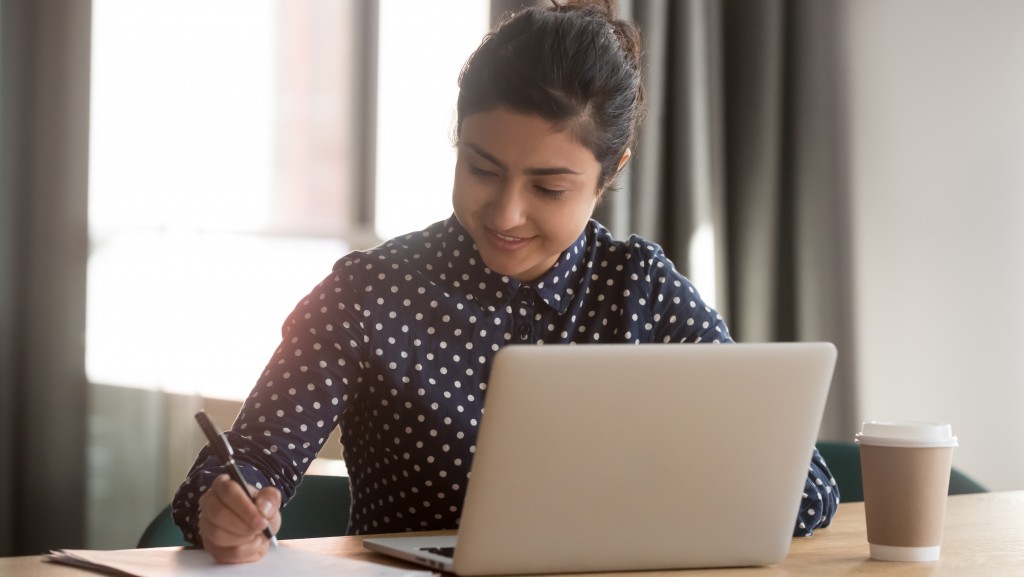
[518,325,530,341]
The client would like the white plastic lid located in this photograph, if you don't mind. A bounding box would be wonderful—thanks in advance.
[854,420,958,448]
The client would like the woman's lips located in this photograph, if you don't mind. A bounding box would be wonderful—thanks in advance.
[487,228,532,251]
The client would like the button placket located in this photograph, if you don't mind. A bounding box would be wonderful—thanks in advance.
[516,290,534,342]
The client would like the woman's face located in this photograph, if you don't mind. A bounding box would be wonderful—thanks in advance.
[452,108,603,282]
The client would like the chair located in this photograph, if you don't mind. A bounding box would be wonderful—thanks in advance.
[816,440,987,503]
[138,475,351,548]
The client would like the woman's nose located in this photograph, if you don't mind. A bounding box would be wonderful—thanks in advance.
[488,183,528,230]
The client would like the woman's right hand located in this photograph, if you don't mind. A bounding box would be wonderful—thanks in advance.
[197,474,282,563]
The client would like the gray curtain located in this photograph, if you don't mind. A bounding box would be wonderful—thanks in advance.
[0,0,92,555]
[722,0,858,439]
[599,0,858,438]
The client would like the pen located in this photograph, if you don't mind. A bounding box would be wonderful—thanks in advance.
[194,410,279,548]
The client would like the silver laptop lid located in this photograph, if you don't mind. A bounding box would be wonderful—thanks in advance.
[451,342,836,575]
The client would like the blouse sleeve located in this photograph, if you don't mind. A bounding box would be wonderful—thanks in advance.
[171,266,367,545]
[794,446,840,536]
[637,238,731,344]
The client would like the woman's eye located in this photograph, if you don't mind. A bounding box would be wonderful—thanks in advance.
[535,186,567,199]
[469,165,498,178]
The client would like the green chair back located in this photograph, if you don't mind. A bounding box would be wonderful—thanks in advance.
[816,440,987,503]
[137,475,351,548]
[137,505,189,549]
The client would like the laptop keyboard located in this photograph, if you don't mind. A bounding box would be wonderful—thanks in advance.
[421,546,456,558]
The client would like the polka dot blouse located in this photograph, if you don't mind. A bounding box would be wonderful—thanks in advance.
[172,216,838,543]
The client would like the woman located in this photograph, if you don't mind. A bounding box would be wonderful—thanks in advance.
[173,0,838,563]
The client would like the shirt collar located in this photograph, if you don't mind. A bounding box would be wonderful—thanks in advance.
[435,216,590,315]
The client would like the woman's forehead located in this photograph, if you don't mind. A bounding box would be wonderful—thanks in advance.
[459,109,600,169]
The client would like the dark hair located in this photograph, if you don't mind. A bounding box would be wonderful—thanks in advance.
[456,0,645,192]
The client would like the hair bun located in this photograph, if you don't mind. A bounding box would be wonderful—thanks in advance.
[552,1,640,64]
[554,0,616,18]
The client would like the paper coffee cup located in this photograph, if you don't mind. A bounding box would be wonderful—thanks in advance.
[855,421,958,562]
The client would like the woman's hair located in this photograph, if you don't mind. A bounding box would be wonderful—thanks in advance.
[456,0,646,192]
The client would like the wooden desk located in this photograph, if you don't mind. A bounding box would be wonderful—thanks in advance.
[5,491,1023,576]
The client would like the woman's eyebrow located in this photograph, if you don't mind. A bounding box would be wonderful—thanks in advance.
[463,142,583,176]
[464,143,506,170]
[525,166,582,176]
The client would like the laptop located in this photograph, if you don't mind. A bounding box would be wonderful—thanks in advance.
[364,342,837,575]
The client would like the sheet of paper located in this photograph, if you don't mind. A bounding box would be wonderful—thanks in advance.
[45,543,438,577]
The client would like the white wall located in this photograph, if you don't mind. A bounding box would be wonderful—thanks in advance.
[844,0,1024,491]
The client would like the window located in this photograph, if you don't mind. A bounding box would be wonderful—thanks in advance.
[375,0,489,238]
[87,0,489,398]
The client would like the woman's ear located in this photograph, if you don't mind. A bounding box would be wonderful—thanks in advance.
[616,148,632,173]
[597,149,635,199]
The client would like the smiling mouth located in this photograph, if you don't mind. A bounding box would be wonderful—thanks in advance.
[495,231,524,242]
[487,228,533,250]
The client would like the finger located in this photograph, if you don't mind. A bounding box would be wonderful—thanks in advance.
[198,477,256,541]
[198,507,257,549]
[205,533,270,564]
[198,478,263,546]
[253,486,283,534]
[210,474,268,533]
